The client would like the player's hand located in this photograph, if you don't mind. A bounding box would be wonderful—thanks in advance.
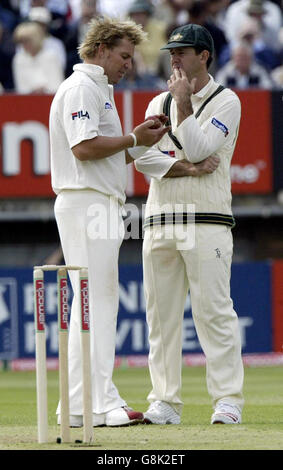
[168,68,195,124]
[133,119,170,146]
[145,114,168,128]
[168,67,196,104]
[194,156,220,175]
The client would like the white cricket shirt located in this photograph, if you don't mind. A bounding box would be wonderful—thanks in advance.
[49,63,127,204]
[136,75,241,217]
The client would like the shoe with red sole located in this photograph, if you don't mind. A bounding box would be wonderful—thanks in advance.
[105,406,144,427]
[57,406,144,428]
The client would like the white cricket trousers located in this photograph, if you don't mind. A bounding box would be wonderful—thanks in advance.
[54,189,126,415]
[143,224,244,414]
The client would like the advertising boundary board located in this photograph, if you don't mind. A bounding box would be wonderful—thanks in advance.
[0,90,279,198]
[0,261,282,370]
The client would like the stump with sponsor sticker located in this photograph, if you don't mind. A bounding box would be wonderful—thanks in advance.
[33,265,93,445]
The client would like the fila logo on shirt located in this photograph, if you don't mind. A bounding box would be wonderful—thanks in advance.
[72,110,90,120]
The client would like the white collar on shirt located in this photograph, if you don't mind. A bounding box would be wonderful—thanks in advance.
[73,63,109,84]
[193,74,214,100]
[73,63,114,97]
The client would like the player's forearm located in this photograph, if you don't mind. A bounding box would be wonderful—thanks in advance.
[176,98,194,126]
[72,135,134,161]
[164,156,220,177]
[134,148,176,179]
[164,159,198,177]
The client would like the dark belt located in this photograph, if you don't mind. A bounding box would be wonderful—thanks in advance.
[144,212,235,229]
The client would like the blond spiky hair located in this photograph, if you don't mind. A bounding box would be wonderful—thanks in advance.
[78,16,147,60]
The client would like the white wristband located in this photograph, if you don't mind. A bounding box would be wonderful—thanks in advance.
[129,132,137,147]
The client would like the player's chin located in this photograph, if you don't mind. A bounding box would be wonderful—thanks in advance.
[116,72,126,83]
[111,75,123,85]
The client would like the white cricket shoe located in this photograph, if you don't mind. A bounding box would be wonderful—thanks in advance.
[105,406,144,427]
[57,406,143,428]
[211,401,242,424]
[144,400,181,424]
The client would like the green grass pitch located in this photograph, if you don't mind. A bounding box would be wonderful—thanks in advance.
[0,365,283,450]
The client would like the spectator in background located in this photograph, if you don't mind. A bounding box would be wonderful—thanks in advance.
[0,1,19,32]
[224,0,282,52]
[19,0,70,19]
[271,27,283,88]
[271,60,283,88]
[216,40,274,89]
[28,6,67,72]
[153,0,192,25]
[20,0,70,41]
[114,57,167,90]
[12,21,64,94]
[68,0,88,22]
[44,0,70,17]
[95,0,134,17]
[128,0,168,77]
[19,0,69,18]
[186,0,228,70]
[46,0,75,41]
[205,0,231,31]
[218,16,281,71]
[0,0,20,15]
[64,0,99,77]
[149,0,180,24]
[0,20,15,91]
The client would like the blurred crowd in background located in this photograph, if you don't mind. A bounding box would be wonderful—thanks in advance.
[0,0,282,94]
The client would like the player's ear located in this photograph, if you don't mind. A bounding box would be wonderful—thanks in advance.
[97,43,107,58]
[199,50,209,65]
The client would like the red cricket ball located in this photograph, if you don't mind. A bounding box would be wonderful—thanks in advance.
[146,115,162,129]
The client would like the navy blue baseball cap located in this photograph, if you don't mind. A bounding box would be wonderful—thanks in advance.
[161,24,214,55]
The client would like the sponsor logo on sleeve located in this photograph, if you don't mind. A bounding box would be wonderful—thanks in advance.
[211,117,229,137]
[72,110,90,120]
